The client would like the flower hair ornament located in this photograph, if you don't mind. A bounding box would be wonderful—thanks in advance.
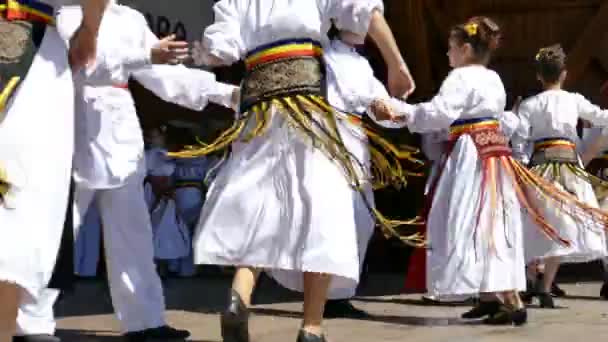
[535,48,547,61]
[464,22,478,37]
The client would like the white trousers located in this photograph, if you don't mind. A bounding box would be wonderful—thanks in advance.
[17,178,167,334]
[16,289,60,335]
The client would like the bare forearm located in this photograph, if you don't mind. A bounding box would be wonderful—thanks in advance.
[81,0,109,35]
[367,10,403,69]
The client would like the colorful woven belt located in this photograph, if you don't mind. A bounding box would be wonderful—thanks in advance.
[174,180,203,189]
[0,0,55,25]
[534,137,576,151]
[449,117,499,138]
[245,38,323,71]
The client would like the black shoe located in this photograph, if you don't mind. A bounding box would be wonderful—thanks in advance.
[601,282,608,300]
[461,301,500,319]
[123,325,190,341]
[13,335,61,342]
[221,289,251,342]
[145,326,190,339]
[551,282,566,297]
[324,299,370,319]
[296,330,326,342]
[483,307,527,326]
[538,292,555,308]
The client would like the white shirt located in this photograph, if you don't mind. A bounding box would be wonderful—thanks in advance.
[324,39,388,114]
[203,0,384,65]
[57,4,237,188]
[512,89,608,163]
[390,65,507,133]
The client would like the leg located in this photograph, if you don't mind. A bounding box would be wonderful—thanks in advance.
[221,267,260,342]
[0,282,20,342]
[15,289,60,340]
[299,273,330,341]
[95,180,168,333]
[537,257,559,308]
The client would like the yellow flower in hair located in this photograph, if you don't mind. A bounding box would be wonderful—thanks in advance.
[535,48,547,61]
[464,23,478,37]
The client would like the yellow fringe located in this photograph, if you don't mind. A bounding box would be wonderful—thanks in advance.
[0,77,20,113]
[169,94,426,247]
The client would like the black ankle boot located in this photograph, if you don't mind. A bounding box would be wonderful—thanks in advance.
[221,289,250,342]
[484,306,528,326]
[461,301,500,319]
[538,292,555,308]
[296,330,326,342]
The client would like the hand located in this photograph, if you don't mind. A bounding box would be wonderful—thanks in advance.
[388,62,416,99]
[151,34,189,65]
[68,24,99,72]
[370,99,408,124]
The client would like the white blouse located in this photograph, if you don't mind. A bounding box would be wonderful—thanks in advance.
[203,0,384,64]
[512,90,608,163]
[57,4,236,110]
[324,39,389,115]
[389,65,507,133]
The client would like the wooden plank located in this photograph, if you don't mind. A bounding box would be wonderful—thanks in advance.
[475,0,599,13]
[565,0,608,87]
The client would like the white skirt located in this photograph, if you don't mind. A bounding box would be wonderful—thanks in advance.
[0,27,74,297]
[193,106,362,293]
[270,116,376,298]
[523,163,607,263]
[426,135,526,296]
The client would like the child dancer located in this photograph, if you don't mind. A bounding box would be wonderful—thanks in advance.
[376,17,608,325]
[511,45,608,308]
[144,130,190,277]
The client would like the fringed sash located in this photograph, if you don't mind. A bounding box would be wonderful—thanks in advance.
[170,38,426,246]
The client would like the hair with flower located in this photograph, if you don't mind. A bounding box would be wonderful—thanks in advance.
[450,16,501,62]
[534,44,566,84]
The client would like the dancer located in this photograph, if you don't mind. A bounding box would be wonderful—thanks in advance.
[14,2,239,341]
[0,0,108,340]
[320,26,399,319]
[511,45,608,308]
[376,16,608,325]
[175,1,417,341]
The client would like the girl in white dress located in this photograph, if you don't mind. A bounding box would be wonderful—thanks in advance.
[170,1,417,341]
[0,0,108,338]
[377,16,608,325]
[512,44,608,308]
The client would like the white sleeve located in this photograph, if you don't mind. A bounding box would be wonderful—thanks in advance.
[132,65,237,111]
[202,0,245,65]
[57,6,151,86]
[387,70,468,133]
[510,101,532,164]
[576,93,608,126]
[500,110,520,139]
[322,0,384,36]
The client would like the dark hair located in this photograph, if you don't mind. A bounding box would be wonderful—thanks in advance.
[534,44,566,84]
[450,16,501,62]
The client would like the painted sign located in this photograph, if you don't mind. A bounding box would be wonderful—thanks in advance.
[118,0,217,42]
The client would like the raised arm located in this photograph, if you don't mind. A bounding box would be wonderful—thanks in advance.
[67,0,109,71]
[382,69,467,133]
[367,11,415,98]
[577,93,608,127]
[133,65,238,112]
[323,0,415,98]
